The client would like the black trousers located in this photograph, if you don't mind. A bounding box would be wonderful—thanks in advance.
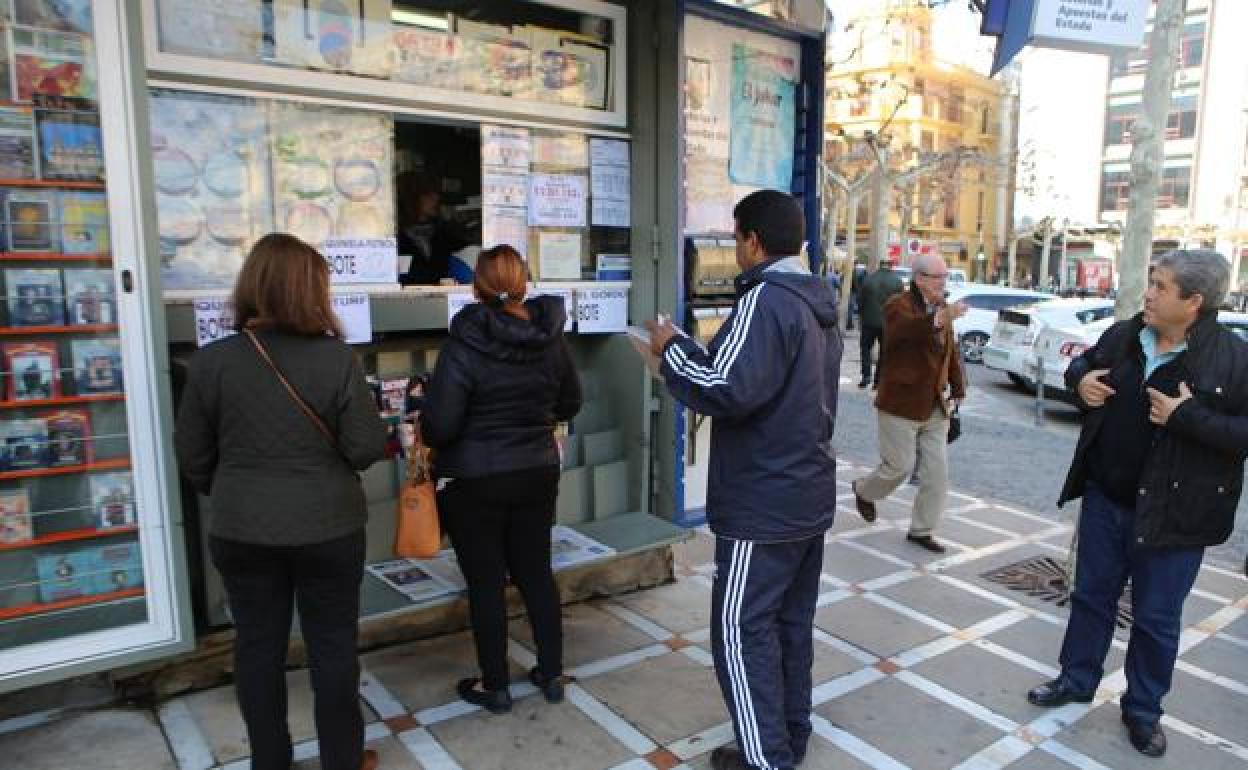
[210,530,366,770]
[440,466,562,691]
[860,324,884,383]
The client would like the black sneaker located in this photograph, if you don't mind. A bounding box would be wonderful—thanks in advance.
[1122,712,1167,757]
[709,746,752,770]
[456,677,512,714]
[529,667,565,703]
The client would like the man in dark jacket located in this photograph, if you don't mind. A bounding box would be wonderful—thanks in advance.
[647,190,841,770]
[1026,250,1247,758]
[856,258,905,388]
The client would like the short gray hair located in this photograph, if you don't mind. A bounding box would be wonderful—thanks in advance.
[1153,249,1229,315]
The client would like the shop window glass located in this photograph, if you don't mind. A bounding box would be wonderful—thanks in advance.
[1166,95,1198,140]
[1105,105,1136,145]
[946,90,963,124]
[150,90,394,291]
[0,0,150,649]
[153,0,618,113]
[1100,170,1130,211]
[1180,22,1205,69]
[1158,167,1190,208]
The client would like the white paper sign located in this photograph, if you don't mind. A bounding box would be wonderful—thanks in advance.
[322,237,398,285]
[592,198,630,228]
[194,295,370,346]
[193,298,237,347]
[481,207,529,257]
[591,164,630,201]
[482,125,531,169]
[534,287,576,332]
[332,293,372,344]
[447,292,476,325]
[538,232,582,281]
[482,171,528,207]
[1031,0,1148,51]
[529,174,587,227]
[590,138,630,167]
[577,287,628,334]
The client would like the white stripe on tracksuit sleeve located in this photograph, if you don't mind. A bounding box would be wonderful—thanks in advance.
[660,285,788,420]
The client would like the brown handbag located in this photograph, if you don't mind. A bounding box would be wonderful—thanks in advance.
[395,442,442,558]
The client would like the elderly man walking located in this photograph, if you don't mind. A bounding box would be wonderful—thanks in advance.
[1026,250,1248,758]
[852,254,966,552]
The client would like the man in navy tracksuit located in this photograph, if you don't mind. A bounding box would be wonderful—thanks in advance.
[647,190,841,770]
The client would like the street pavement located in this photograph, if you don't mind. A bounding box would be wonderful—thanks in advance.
[1,455,1246,769]
[837,328,1248,570]
[0,330,1245,769]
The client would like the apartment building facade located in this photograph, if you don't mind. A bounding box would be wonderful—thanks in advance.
[824,0,1009,279]
[1099,0,1248,285]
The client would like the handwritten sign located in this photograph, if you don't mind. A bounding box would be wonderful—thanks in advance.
[482,125,531,169]
[483,171,528,208]
[331,294,372,344]
[193,298,236,347]
[576,287,628,334]
[529,174,587,228]
[538,231,582,281]
[322,237,398,285]
[195,294,370,346]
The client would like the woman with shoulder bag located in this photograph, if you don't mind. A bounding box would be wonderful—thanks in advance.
[421,244,582,714]
[175,233,388,770]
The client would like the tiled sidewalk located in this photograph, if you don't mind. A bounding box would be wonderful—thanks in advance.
[4,461,1246,769]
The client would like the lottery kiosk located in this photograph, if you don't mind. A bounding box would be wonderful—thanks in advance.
[0,0,826,692]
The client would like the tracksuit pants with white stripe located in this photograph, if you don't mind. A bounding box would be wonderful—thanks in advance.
[711,533,825,770]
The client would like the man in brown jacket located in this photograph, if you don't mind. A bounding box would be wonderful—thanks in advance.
[852,255,967,552]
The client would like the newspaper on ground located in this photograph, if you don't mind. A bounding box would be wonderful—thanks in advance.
[551,525,616,570]
[366,558,458,602]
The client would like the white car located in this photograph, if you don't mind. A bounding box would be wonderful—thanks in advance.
[1033,311,1248,400]
[946,285,1051,363]
[982,298,1115,386]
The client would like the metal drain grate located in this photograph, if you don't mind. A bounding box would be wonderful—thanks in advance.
[980,556,1133,629]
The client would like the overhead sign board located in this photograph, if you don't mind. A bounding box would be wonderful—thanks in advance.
[989,0,1149,76]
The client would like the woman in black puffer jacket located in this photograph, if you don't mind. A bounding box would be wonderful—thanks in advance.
[420,245,582,714]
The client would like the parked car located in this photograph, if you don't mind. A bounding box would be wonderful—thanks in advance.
[946,284,1051,363]
[1032,311,1248,400]
[982,297,1115,386]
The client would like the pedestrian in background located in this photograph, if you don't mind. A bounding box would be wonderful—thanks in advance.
[1027,250,1248,758]
[852,254,966,553]
[176,233,388,770]
[421,245,582,715]
[856,257,905,388]
[647,190,841,770]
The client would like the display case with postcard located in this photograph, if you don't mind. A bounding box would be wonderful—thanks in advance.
[3,341,60,401]
[149,1,623,123]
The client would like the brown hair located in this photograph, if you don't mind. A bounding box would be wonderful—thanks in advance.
[231,233,344,337]
[473,245,530,321]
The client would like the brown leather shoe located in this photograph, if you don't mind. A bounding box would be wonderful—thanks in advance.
[906,533,947,553]
[360,748,379,770]
[852,481,877,523]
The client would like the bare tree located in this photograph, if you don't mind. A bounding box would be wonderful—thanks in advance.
[1117,0,1184,319]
